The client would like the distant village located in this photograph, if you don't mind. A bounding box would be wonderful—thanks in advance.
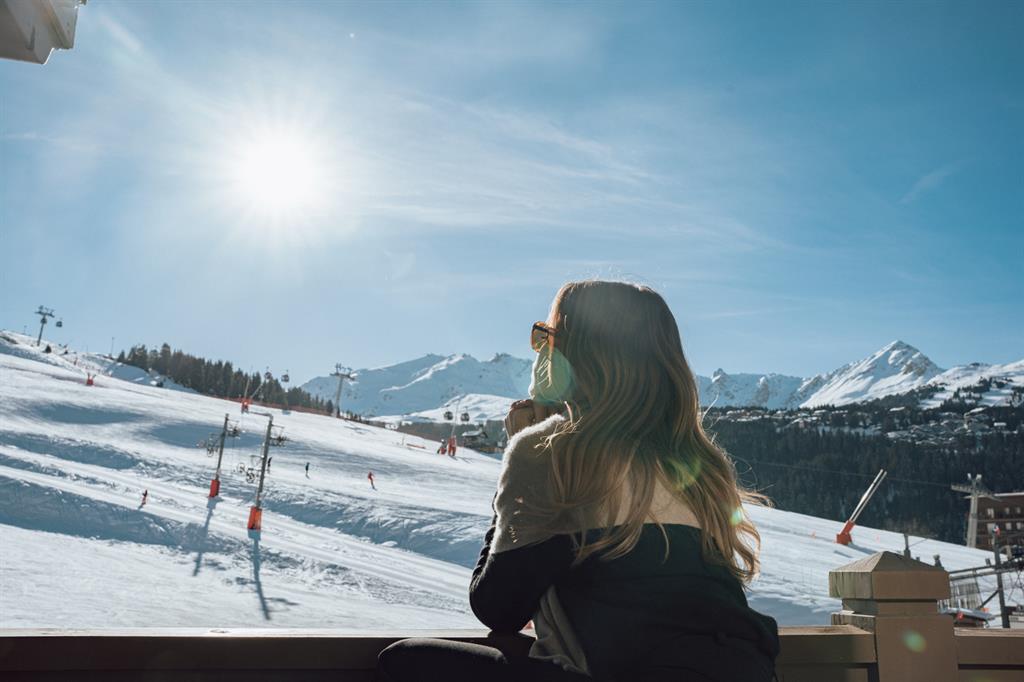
[710,379,1024,451]
[718,404,1020,446]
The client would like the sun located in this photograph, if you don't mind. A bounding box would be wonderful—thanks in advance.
[225,126,328,219]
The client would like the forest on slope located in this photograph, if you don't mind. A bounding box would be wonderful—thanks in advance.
[709,404,1023,544]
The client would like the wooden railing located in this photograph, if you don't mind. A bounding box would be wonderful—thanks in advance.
[1,552,1022,681]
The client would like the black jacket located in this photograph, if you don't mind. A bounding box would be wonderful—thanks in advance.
[470,516,779,682]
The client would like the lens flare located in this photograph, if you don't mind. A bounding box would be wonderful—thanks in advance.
[902,630,927,653]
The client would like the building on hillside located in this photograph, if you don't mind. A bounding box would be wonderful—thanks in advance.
[974,492,1024,550]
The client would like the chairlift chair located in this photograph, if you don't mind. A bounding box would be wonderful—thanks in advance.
[281,371,290,383]
[444,410,454,421]
[460,412,470,422]
[55,319,63,328]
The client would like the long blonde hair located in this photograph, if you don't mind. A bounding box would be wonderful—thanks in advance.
[535,280,769,583]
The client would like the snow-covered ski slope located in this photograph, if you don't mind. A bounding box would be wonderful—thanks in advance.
[0,331,1000,628]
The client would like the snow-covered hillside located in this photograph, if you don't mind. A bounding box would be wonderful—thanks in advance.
[305,340,1024,420]
[0,331,1001,628]
[301,353,531,419]
[382,393,517,425]
[698,370,805,411]
[799,340,944,407]
[921,359,1024,409]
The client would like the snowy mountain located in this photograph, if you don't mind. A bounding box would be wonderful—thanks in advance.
[304,340,1022,418]
[0,331,1001,628]
[301,353,532,420]
[698,370,806,410]
[798,340,945,407]
[921,359,1024,409]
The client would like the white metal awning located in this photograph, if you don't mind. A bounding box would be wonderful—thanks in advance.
[0,0,86,65]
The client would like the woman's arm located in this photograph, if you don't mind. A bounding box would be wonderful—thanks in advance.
[469,514,576,633]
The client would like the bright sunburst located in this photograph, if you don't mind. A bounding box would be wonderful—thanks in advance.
[223,125,329,221]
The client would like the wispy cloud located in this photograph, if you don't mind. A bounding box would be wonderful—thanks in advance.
[1,131,100,154]
[693,305,813,320]
[899,161,964,204]
[92,13,145,55]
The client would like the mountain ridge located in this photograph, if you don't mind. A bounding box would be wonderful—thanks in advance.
[300,340,1024,419]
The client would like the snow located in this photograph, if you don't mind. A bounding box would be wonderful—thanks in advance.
[698,370,805,411]
[301,340,1023,420]
[380,393,515,425]
[301,353,532,418]
[920,359,1024,409]
[0,331,1003,628]
[799,340,943,408]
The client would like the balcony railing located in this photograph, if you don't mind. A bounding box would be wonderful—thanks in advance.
[1,551,1022,681]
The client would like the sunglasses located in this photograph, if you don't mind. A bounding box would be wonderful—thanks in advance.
[531,322,556,352]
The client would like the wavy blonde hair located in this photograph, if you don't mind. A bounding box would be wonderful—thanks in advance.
[535,280,769,583]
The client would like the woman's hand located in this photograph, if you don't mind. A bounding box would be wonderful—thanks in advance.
[504,399,562,438]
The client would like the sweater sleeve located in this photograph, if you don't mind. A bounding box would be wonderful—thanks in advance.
[469,513,576,633]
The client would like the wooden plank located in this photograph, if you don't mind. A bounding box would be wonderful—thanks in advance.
[777,667,872,682]
[0,631,532,672]
[777,626,877,665]
[0,672,374,682]
[0,627,881,672]
[959,672,1024,682]
[955,629,1024,666]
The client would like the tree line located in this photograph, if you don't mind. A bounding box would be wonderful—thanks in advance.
[118,343,334,413]
[706,406,1023,544]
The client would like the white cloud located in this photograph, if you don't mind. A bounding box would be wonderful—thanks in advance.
[899,161,963,204]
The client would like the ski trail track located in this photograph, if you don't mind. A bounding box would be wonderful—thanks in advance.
[0,453,470,601]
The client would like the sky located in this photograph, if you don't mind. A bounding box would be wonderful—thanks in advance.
[1,0,1021,384]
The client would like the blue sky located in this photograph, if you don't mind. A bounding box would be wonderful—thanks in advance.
[1,1,1021,383]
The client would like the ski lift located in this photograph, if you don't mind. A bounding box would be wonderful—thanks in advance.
[444,410,454,421]
[460,412,470,423]
[55,319,63,328]
[281,371,290,383]
[264,370,273,381]
[270,426,287,446]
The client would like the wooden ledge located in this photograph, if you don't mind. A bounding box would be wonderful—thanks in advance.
[0,626,877,673]
[954,628,1024,666]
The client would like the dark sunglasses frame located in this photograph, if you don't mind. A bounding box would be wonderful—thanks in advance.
[531,322,556,352]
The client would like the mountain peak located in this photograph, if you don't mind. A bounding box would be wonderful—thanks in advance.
[879,339,918,354]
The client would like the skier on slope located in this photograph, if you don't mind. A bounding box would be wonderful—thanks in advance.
[305,462,310,477]
[437,440,447,455]
[141,489,148,507]
[367,471,376,490]
[447,435,457,457]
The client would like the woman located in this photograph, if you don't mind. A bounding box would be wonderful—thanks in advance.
[377,280,779,682]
